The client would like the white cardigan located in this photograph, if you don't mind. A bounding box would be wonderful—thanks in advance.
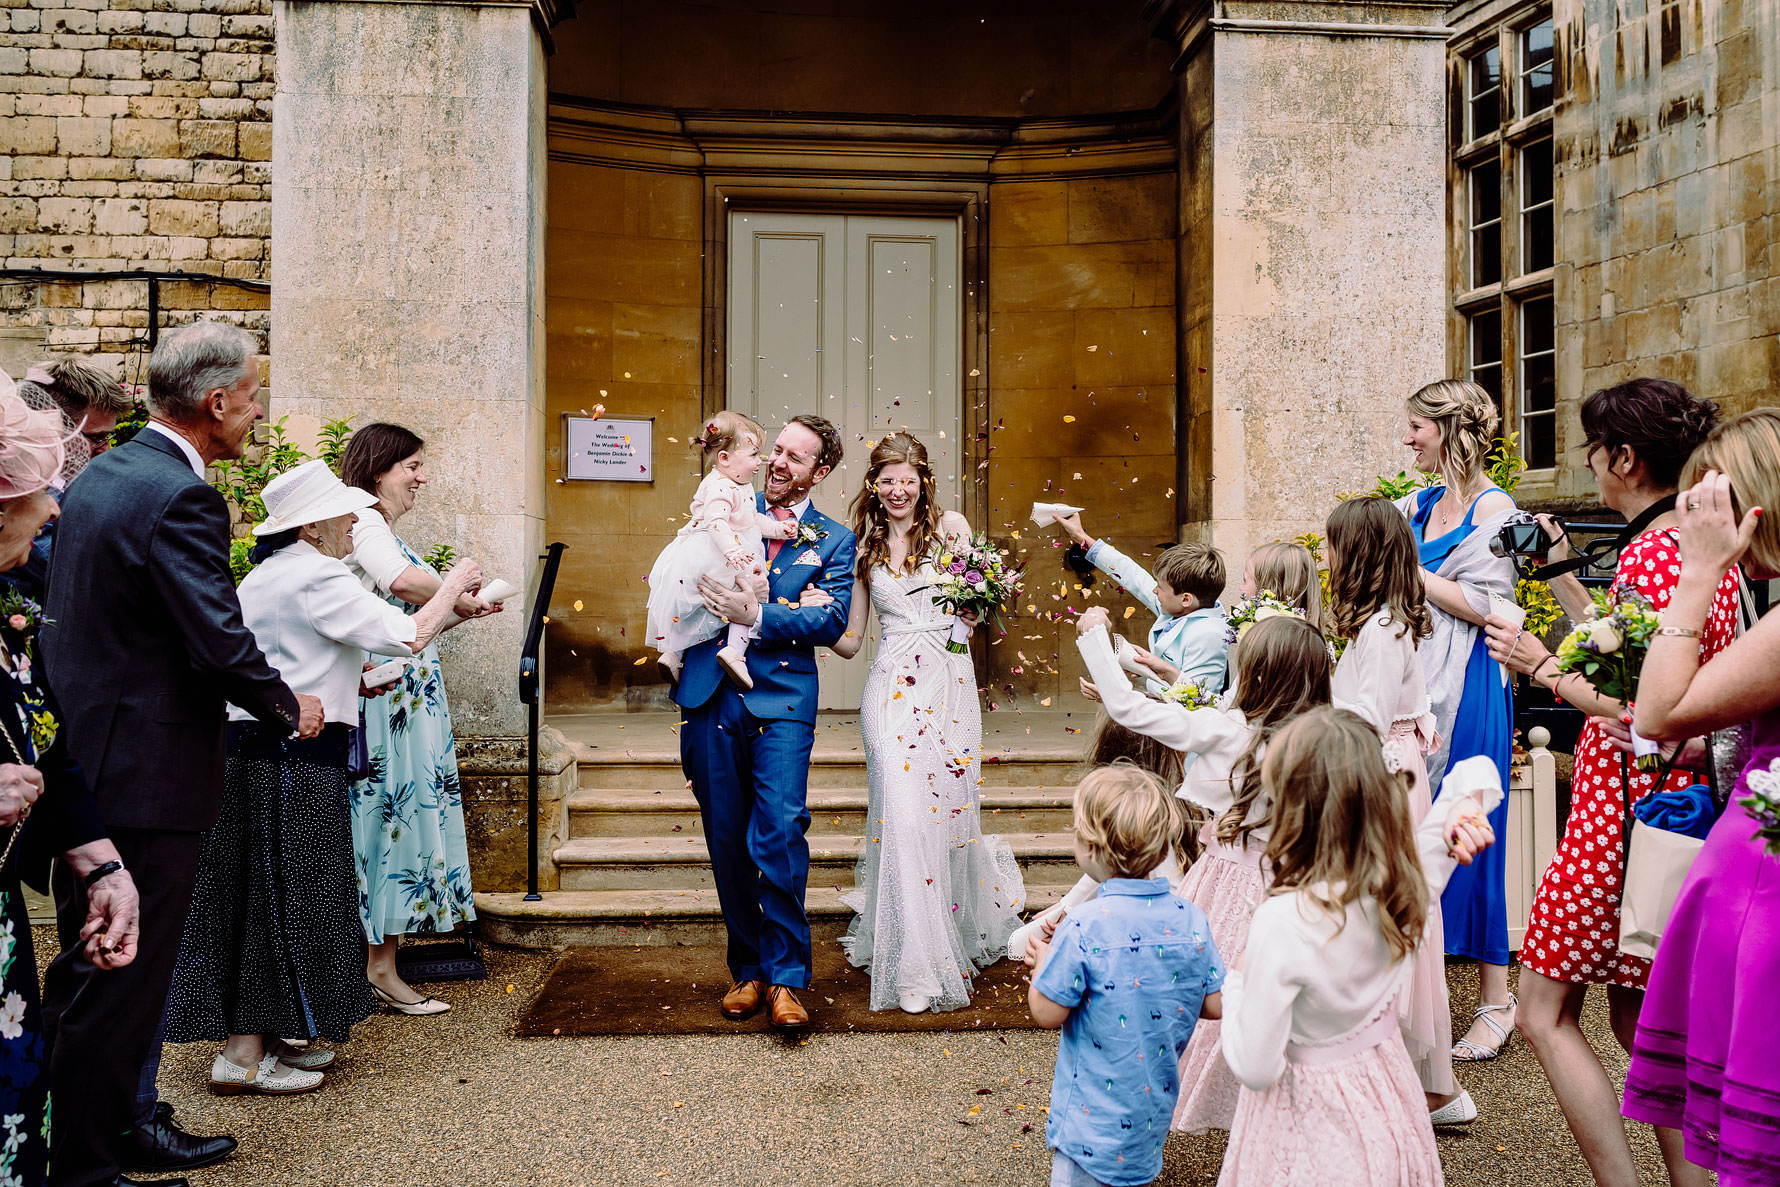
[1218,756,1505,1090]
[348,509,415,597]
[1330,610,1432,737]
[1076,624,1260,826]
[229,541,417,724]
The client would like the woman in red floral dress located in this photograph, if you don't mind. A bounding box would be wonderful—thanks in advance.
[1484,378,1736,1185]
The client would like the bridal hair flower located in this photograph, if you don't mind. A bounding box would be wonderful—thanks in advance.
[0,370,69,499]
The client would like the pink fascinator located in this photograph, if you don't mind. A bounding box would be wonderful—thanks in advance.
[0,368,68,499]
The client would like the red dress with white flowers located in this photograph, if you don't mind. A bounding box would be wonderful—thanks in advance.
[1518,528,1741,987]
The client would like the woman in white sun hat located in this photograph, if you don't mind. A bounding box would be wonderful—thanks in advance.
[163,458,482,1096]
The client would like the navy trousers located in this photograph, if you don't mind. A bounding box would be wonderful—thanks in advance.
[681,690,815,988]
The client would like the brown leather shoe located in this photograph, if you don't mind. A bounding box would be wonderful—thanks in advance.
[767,984,811,1033]
[720,979,765,1021]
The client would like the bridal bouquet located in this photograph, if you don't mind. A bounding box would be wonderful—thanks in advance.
[1553,586,1665,768]
[931,532,1024,653]
[1163,680,1217,710]
[1223,589,1305,647]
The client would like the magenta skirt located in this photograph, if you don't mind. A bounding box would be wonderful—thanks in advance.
[1622,799,1780,1185]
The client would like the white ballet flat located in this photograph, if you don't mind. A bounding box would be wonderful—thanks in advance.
[1428,1089,1478,1125]
[898,992,931,1014]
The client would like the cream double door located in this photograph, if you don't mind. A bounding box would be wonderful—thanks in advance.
[727,211,962,711]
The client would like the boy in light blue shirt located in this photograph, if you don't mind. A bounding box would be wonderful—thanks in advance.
[1055,513,1228,696]
[1028,764,1225,1187]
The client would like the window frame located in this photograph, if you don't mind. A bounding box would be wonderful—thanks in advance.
[1450,6,1559,475]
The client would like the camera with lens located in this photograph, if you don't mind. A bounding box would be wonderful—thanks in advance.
[1489,518,1550,564]
[1489,515,1626,585]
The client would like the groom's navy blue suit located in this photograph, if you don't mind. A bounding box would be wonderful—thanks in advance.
[675,493,855,988]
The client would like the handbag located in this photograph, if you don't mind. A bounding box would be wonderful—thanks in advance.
[1617,737,1717,960]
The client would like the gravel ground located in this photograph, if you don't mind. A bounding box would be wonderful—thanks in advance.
[50,932,1667,1187]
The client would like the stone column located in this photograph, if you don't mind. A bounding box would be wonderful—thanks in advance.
[271,0,556,738]
[1151,0,1450,568]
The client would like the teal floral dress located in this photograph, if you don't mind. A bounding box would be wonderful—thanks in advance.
[349,537,476,944]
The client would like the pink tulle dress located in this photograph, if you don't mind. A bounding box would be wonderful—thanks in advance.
[1333,609,1452,1097]
[1218,759,1503,1187]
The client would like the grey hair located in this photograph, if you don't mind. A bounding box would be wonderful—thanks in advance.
[146,321,256,424]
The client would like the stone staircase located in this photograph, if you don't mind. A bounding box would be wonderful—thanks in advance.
[477,711,1090,947]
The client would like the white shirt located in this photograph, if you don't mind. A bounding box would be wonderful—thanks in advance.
[1218,757,1505,1090]
[347,510,415,596]
[1077,624,1260,825]
[143,421,205,476]
[228,540,417,724]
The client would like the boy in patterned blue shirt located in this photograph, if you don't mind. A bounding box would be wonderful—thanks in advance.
[1028,764,1225,1187]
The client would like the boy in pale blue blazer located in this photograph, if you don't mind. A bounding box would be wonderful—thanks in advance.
[1054,512,1228,695]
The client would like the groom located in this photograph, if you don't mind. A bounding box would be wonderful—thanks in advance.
[680,413,856,1033]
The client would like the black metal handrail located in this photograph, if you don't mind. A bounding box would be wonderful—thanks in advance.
[520,541,566,901]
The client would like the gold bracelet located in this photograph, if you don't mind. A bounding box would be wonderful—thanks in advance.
[1657,626,1701,638]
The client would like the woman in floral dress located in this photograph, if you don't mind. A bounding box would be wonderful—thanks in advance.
[341,424,499,1015]
[0,375,138,1185]
[1484,379,1737,1184]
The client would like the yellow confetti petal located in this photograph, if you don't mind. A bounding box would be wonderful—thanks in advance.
[1040,697,1052,706]
[968,367,981,377]
[1123,606,1136,618]
[1085,344,1098,352]
[1062,415,1076,423]
[634,657,648,665]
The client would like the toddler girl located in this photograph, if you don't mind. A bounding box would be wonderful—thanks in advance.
[1238,540,1323,629]
[645,410,797,689]
[1218,707,1499,1186]
[1324,496,1468,1119]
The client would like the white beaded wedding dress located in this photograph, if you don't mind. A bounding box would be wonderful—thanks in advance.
[840,556,1026,1012]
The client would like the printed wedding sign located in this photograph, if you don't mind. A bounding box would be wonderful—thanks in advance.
[564,415,653,482]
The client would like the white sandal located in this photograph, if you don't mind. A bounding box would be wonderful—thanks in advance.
[1451,993,1517,1062]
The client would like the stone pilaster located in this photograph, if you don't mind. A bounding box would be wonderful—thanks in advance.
[271,0,553,737]
[1150,0,1450,569]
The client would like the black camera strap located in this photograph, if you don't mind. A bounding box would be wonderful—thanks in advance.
[1528,498,1671,581]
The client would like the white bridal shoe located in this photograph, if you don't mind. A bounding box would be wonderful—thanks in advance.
[898,992,931,1014]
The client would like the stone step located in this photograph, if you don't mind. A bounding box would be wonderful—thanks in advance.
[565,785,1077,838]
[475,882,1079,948]
[551,831,1077,891]
[576,752,1082,791]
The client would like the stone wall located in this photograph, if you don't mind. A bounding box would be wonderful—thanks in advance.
[0,0,274,367]
[542,155,705,709]
[985,172,1179,703]
[1534,0,1778,507]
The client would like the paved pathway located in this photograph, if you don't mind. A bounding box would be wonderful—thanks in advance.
[88,934,1669,1187]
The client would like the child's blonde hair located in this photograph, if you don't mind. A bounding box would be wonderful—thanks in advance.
[1217,616,1332,850]
[1155,541,1226,608]
[1248,540,1322,629]
[1081,711,1200,867]
[1073,761,1183,880]
[1261,707,1429,961]
[695,409,763,462]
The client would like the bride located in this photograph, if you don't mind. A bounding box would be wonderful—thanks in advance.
[824,431,1025,1013]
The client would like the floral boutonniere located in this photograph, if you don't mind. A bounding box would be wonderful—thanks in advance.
[792,520,828,548]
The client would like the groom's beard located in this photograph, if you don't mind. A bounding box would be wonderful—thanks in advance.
[764,470,813,507]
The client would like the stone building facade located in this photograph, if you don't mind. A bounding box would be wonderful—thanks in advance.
[0,0,272,373]
[2,1,1773,893]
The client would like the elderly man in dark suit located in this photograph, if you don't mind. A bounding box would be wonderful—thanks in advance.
[40,320,324,1187]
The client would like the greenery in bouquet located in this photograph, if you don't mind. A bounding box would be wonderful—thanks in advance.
[1223,589,1306,647]
[1163,680,1218,710]
[931,532,1024,654]
[1553,587,1663,765]
[1737,762,1780,857]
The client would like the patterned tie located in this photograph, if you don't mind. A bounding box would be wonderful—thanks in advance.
[765,505,796,564]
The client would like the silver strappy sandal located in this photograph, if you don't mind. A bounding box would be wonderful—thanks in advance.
[1451,992,1517,1062]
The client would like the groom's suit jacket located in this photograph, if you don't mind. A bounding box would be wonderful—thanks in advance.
[674,494,856,724]
[42,429,300,833]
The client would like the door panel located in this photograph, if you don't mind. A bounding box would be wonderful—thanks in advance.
[728,211,961,711]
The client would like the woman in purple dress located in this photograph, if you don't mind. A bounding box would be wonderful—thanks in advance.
[1630,408,1780,1187]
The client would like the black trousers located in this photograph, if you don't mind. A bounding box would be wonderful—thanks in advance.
[42,827,204,1187]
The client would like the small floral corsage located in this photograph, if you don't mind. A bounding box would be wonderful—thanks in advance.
[1162,680,1217,710]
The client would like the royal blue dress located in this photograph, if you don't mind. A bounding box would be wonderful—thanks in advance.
[1411,487,1515,965]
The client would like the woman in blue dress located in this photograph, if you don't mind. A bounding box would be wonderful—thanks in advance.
[340,424,501,1016]
[1399,380,1522,1065]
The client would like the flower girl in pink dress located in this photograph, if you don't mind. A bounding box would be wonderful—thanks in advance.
[646,410,797,689]
[1218,707,1501,1187]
